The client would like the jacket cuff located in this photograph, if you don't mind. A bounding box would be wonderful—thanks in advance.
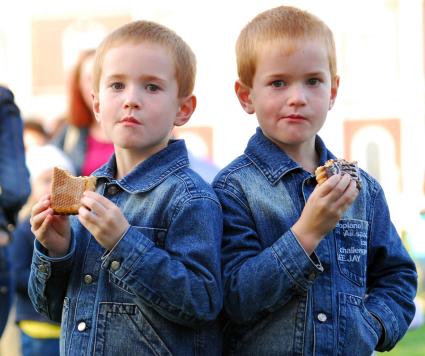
[272,230,323,292]
[32,235,75,278]
[101,225,153,278]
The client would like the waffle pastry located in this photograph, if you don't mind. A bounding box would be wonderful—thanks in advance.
[315,159,361,190]
[51,167,97,215]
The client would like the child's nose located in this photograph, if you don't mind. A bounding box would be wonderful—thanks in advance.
[287,84,307,106]
[124,100,140,109]
[124,87,141,109]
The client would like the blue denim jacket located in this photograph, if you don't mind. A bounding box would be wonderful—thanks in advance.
[0,86,30,230]
[213,128,417,356]
[0,86,30,336]
[29,140,223,356]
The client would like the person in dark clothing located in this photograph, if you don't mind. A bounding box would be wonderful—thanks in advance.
[0,85,30,337]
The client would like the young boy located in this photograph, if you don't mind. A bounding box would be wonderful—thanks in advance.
[28,21,223,355]
[212,6,417,355]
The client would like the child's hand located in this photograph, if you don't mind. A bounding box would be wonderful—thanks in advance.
[30,194,71,257]
[292,174,359,254]
[78,191,130,251]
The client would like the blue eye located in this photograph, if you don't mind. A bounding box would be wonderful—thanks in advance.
[271,80,285,88]
[111,82,124,90]
[307,78,320,86]
[146,84,159,92]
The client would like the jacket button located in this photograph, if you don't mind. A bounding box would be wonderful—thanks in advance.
[38,264,48,273]
[0,286,8,295]
[110,260,120,271]
[77,321,87,332]
[317,313,327,322]
[83,274,93,284]
[107,185,119,195]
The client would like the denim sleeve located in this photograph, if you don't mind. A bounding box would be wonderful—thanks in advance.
[0,87,30,222]
[216,186,323,323]
[10,220,34,295]
[0,246,12,336]
[28,236,75,322]
[364,183,417,352]
[101,196,223,327]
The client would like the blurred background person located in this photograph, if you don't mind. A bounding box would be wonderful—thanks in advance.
[11,144,75,355]
[0,85,31,338]
[23,119,50,151]
[51,49,114,176]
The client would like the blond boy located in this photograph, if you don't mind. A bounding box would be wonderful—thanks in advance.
[29,21,222,355]
[213,6,417,355]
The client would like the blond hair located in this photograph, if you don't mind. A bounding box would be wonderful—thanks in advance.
[93,20,196,97]
[236,6,337,87]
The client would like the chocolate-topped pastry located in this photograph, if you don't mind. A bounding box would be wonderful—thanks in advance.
[315,159,361,190]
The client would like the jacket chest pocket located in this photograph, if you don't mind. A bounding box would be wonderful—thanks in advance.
[334,219,368,286]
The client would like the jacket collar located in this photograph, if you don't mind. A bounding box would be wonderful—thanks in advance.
[93,139,189,193]
[244,127,334,185]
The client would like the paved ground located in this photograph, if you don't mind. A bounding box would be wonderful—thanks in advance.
[0,308,21,356]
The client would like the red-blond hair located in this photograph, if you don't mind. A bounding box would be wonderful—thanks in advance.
[67,49,96,128]
[236,6,337,88]
[93,20,196,97]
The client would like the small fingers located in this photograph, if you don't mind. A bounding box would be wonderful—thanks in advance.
[31,195,51,217]
[317,174,350,197]
[30,206,53,233]
[80,195,106,217]
[78,205,98,223]
[335,179,359,209]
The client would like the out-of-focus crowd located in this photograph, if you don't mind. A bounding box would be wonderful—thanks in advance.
[0,49,114,356]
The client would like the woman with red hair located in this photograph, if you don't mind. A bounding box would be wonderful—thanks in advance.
[52,49,114,176]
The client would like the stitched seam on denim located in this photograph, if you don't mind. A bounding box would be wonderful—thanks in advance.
[219,160,252,187]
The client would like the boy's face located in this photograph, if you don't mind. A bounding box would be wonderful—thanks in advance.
[93,42,193,161]
[236,39,338,152]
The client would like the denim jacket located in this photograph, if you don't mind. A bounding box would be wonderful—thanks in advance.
[213,128,417,356]
[0,86,30,336]
[29,139,223,356]
[0,86,30,230]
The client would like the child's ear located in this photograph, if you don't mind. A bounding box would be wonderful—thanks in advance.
[329,75,340,110]
[235,80,255,114]
[92,92,101,122]
[174,95,196,127]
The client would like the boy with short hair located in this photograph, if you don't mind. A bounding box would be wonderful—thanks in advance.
[213,6,417,355]
[29,20,223,355]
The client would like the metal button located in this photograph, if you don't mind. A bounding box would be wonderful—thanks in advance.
[83,274,93,284]
[317,313,327,322]
[77,321,86,332]
[107,185,119,195]
[0,286,8,295]
[110,260,120,271]
[38,264,48,273]
[308,272,316,281]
